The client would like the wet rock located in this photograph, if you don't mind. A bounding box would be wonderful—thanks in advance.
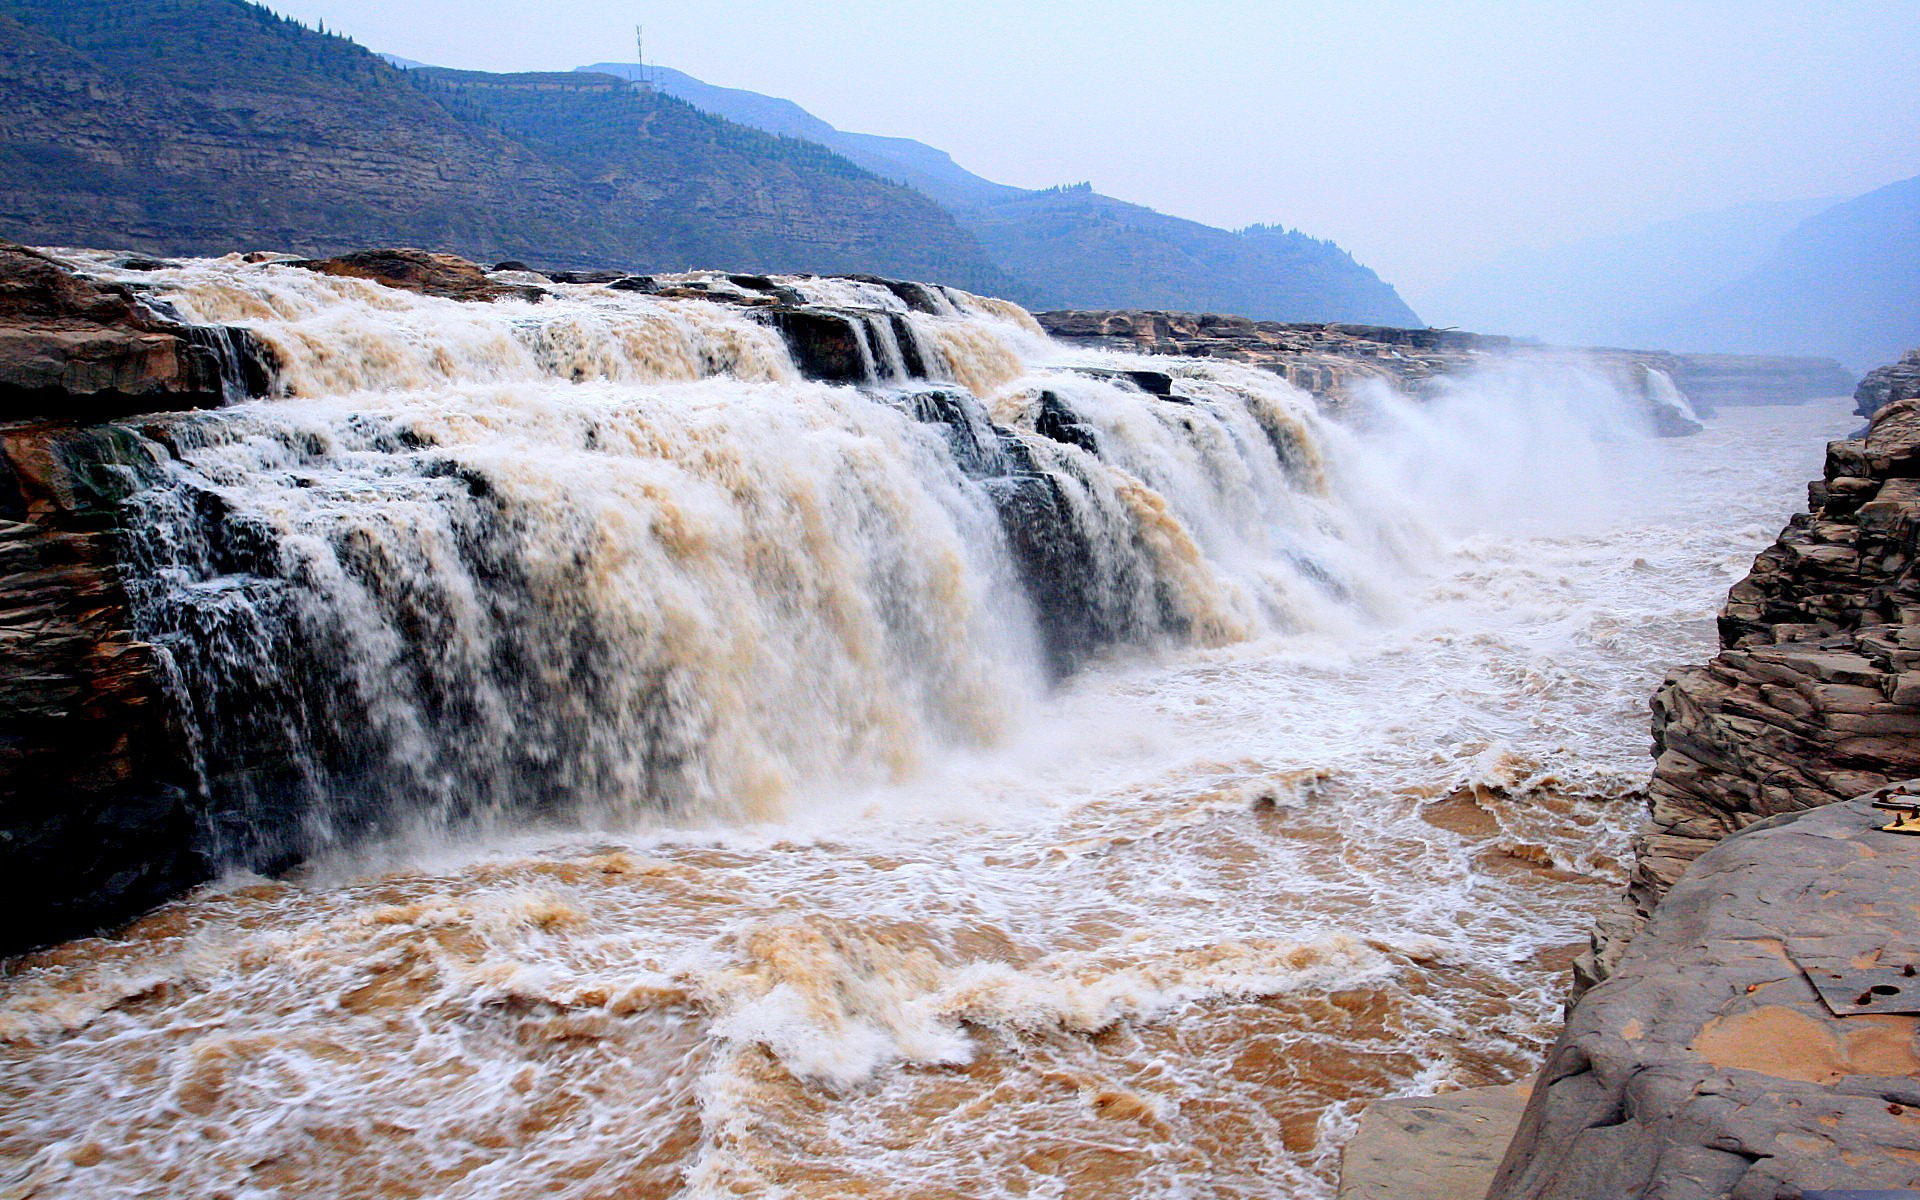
[1855,347,1920,420]
[765,308,869,383]
[298,247,545,303]
[1490,797,1920,1200]
[548,269,627,284]
[0,421,206,955]
[0,241,236,421]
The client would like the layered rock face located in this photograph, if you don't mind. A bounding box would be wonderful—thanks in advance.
[1855,346,1920,419]
[1037,308,1522,402]
[0,241,289,948]
[1489,797,1920,1200]
[1040,309,1851,417]
[1584,381,1920,983]
[0,242,263,420]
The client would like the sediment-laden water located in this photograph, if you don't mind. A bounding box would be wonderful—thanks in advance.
[0,254,1848,1198]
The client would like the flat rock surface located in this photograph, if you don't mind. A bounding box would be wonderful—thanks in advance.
[1489,797,1920,1200]
[1338,1081,1531,1200]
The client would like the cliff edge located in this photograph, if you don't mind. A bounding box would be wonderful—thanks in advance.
[1586,364,1920,983]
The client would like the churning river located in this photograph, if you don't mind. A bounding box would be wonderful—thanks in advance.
[0,255,1852,1199]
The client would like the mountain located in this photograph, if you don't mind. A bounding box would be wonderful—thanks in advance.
[1423,197,1835,346]
[1661,173,1920,370]
[0,0,1005,288]
[579,64,1020,210]
[581,62,1420,326]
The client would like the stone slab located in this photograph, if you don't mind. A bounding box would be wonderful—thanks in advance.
[1338,1080,1532,1200]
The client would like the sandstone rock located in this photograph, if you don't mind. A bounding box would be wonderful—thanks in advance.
[1490,797,1920,1200]
[1036,308,1712,433]
[1666,353,1855,409]
[0,242,238,421]
[299,248,546,303]
[1338,1082,1532,1200]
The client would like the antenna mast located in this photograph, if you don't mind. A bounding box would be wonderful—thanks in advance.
[634,24,650,89]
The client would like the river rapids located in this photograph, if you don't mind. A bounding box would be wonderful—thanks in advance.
[0,254,1850,1199]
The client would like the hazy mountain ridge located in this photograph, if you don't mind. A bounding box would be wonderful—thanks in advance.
[580,61,1420,325]
[0,0,1006,287]
[1428,179,1920,368]
[1424,197,1835,346]
[1663,172,1920,370]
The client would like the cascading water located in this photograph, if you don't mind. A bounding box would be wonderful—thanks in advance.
[67,255,1431,871]
[0,252,1850,1200]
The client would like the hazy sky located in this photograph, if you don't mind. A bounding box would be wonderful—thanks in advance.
[272,0,1920,304]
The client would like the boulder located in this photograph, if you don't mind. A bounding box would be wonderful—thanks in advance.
[1490,797,1920,1200]
[1339,1082,1532,1200]
[1855,348,1920,420]
[298,247,545,302]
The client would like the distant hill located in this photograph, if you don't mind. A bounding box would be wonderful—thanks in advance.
[1424,198,1835,346]
[0,0,1006,287]
[1661,173,1920,370]
[582,62,1420,326]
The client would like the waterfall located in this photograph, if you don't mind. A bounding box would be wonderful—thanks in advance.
[55,254,1636,872]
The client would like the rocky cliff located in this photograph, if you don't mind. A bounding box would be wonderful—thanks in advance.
[1665,352,1855,409]
[1855,346,1920,419]
[0,244,268,948]
[1576,369,1920,984]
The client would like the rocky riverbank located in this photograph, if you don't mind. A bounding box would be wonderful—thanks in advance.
[1037,308,1851,421]
[1490,795,1920,1199]
[1454,344,1920,1198]
[1583,375,1920,985]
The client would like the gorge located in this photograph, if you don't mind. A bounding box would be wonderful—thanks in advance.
[0,243,1868,1197]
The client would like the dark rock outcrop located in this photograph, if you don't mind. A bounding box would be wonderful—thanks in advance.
[764,308,872,383]
[1489,796,1920,1200]
[0,420,206,954]
[1855,346,1920,419]
[0,246,292,953]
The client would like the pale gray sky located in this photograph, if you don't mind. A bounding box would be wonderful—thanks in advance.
[273,0,1920,304]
